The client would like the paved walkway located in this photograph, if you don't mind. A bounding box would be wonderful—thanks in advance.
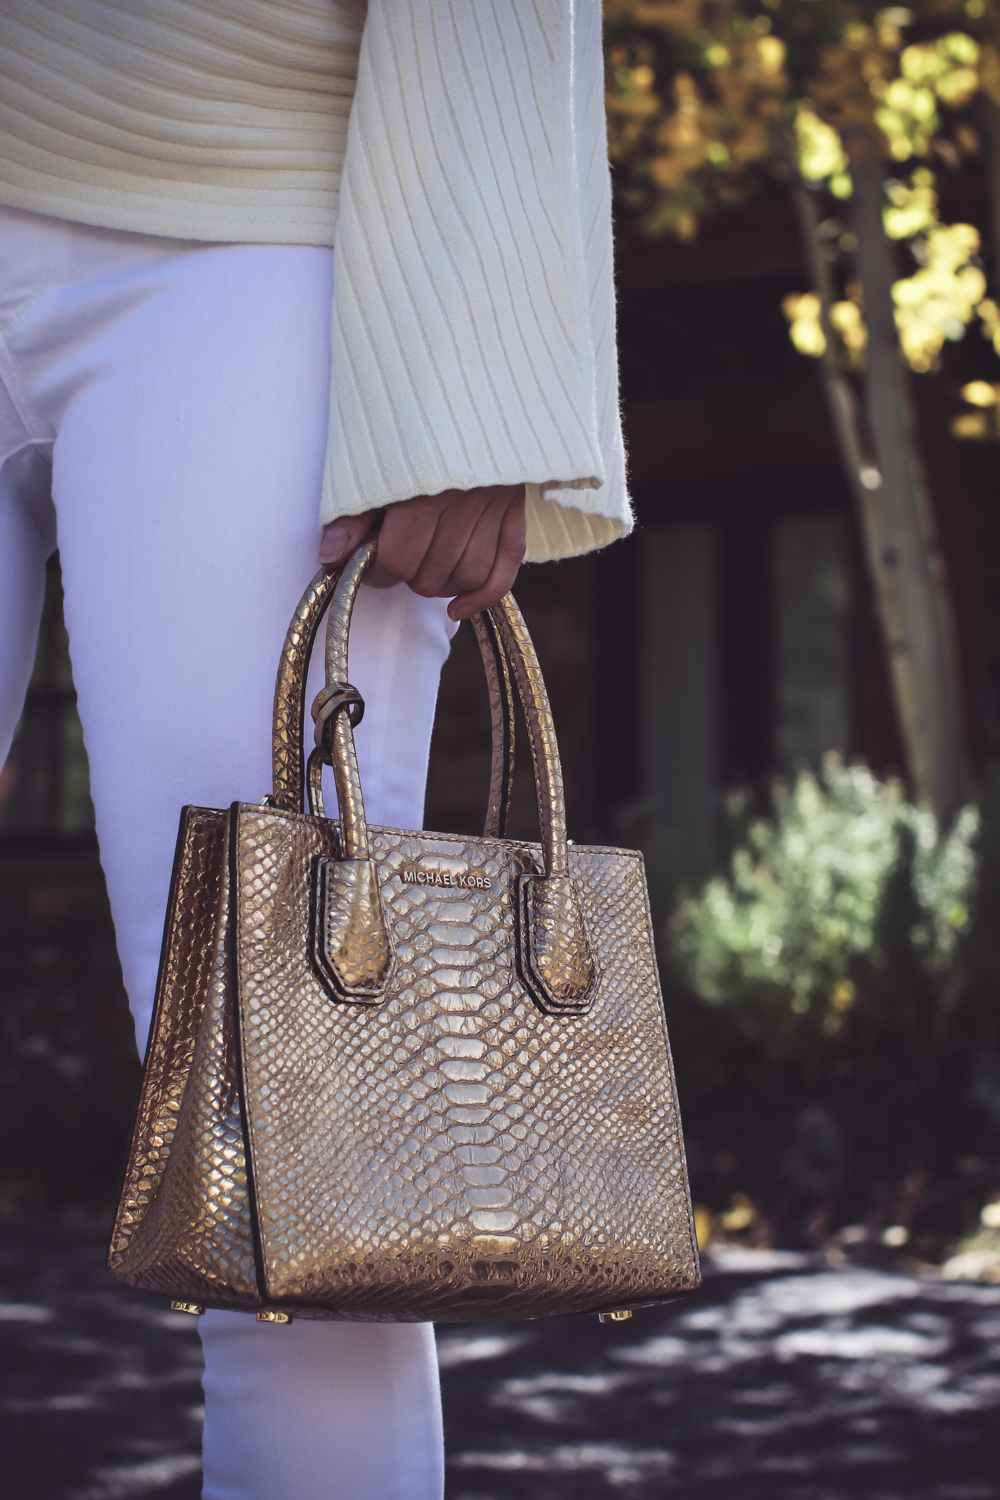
[1,1222,998,1498]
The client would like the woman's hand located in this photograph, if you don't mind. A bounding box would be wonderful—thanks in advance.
[318,485,526,621]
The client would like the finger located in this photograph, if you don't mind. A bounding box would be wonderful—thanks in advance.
[447,490,527,621]
[365,494,448,589]
[318,510,377,565]
[372,491,479,593]
[430,492,518,600]
[406,491,512,598]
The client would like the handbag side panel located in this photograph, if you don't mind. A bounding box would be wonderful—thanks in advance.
[108,807,260,1308]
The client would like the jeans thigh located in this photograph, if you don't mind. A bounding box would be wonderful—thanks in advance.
[45,236,453,1047]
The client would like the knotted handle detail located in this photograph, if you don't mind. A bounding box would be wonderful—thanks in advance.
[271,552,516,833]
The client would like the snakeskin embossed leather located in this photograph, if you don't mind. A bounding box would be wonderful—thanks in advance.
[109,549,701,1321]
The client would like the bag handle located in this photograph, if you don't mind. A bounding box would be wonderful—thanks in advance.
[472,609,517,840]
[306,542,597,1012]
[270,549,517,835]
[270,541,597,1013]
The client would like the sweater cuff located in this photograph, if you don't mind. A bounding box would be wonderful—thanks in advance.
[319,475,633,566]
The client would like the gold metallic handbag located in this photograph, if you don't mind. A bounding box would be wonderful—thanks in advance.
[108,541,700,1324]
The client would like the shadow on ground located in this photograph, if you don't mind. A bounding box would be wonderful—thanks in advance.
[1,1223,998,1498]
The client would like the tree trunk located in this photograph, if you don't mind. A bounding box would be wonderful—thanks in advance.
[846,148,966,823]
[979,96,1000,298]
[788,178,880,516]
[788,162,966,820]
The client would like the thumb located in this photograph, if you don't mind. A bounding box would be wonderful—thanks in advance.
[318,510,377,566]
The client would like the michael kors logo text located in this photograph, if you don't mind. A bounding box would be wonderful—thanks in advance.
[400,866,492,891]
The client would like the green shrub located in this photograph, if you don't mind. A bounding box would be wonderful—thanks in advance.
[671,756,978,1019]
[662,756,1000,1252]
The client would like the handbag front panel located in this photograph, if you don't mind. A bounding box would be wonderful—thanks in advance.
[232,805,700,1322]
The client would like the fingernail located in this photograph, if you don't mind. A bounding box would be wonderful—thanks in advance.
[318,524,351,564]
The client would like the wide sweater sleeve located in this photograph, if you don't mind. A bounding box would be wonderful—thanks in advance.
[321,0,631,563]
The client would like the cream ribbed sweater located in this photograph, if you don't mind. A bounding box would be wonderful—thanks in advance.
[0,0,630,561]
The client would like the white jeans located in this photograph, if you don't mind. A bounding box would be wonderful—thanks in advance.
[0,204,451,1499]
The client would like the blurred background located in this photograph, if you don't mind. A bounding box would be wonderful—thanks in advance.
[4,0,1000,1326]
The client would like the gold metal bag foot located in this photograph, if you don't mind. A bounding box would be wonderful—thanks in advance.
[170,1301,205,1316]
[598,1309,633,1323]
[256,1309,293,1324]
